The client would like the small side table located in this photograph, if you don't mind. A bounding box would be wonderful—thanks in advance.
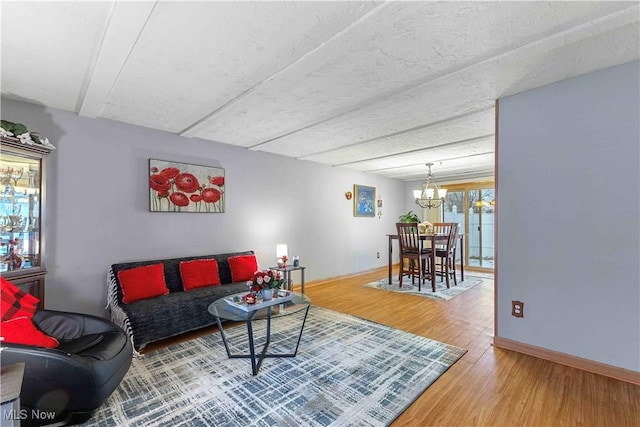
[208,293,311,375]
[1,362,25,427]
[270,265,306,294]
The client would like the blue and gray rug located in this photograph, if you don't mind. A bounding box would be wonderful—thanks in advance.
[82,306,466,426]
[363,276,483,301]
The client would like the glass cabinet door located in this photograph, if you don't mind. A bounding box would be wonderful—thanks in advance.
[0,150,43,272]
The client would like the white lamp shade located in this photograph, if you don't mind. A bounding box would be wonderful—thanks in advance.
[413,190,422,199]
[438,188,447,199]
[276,244,288,258]
[425,188,435,199]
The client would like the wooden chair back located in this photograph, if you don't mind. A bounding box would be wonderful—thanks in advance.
[446,222,459,254]
[396,222,421,253]
[432,222,459,288]
[432,222,453,249]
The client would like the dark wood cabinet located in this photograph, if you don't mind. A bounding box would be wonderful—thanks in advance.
[1,136,52,309]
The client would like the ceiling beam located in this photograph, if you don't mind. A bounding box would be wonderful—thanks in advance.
[179,1,393,137]
[333,134,495,168]
[247,4,639,152]
[298,106,494,161]
[78,1,157,118]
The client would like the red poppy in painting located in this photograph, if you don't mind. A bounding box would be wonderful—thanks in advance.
[174,173,200,193]
[201,188,221,203]
[170,192,189,207]
[190,194,202,203]
[160,167,180,179]
[151,166,159,173]
[210,176,224,186]
[149,174,171,192]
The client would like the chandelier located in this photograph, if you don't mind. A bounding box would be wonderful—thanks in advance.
[413,163,447,209]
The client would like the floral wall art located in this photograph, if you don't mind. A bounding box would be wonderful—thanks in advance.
[149,159,225,213]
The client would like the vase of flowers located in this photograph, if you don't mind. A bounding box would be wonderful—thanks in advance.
[247,269,285,301]
[418,221,433,234]
[261,288,274,301]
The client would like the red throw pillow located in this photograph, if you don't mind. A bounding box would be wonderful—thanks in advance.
[1,277,40,321]
[228,254,258,282]
[117,263,169,304]
[1,316,58,348]
[179,259,221,291]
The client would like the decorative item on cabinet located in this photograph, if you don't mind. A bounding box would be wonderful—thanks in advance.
[1,127,54,309]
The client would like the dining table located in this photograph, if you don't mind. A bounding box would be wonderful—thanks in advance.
[387,233,464,288]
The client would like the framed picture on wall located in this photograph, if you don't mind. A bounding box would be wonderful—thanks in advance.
[353,184,376,217]
[149,159,225,212]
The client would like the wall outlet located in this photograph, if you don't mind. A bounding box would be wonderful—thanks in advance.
[376,251,380,259]
[512,300,524,318]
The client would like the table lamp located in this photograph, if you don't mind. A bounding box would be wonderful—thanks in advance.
[276,244,288,267]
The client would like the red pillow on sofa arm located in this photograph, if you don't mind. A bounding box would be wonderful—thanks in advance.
[1,276,40,321]
[117,263,169,304]
[1,316,59,348]
[179,259,221,291]
[228,254,259,282]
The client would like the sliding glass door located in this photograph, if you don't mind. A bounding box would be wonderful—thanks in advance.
[443,190,465,267]
[443,183,494,271]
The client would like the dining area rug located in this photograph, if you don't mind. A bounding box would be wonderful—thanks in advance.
[81,306,466,426]
[363,276,483,301]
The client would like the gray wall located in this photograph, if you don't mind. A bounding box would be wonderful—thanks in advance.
[496,60,640,371]
[1,98,406,316]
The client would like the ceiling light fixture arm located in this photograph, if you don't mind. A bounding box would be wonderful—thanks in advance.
[414,162,447,209]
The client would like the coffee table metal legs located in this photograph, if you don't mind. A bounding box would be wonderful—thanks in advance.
[214,305,311,375]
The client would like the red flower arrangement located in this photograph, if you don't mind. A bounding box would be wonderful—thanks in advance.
[242,293,258,305]
[247,269,285,292]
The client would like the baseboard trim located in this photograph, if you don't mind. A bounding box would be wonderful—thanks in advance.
[301,265,390,289]
[493,336,640,385]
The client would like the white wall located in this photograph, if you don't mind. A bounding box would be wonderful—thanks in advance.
[496,61,640,371]
[1,99,405,316]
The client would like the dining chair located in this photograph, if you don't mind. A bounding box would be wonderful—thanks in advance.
[395,222,430,290]
[433,222,459,288]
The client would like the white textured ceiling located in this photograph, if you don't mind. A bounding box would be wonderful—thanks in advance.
[2,1,638,183]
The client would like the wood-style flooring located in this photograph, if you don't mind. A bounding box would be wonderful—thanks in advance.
[145,267,639,427]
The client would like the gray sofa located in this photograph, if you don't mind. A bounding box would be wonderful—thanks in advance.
[107,250,254,353]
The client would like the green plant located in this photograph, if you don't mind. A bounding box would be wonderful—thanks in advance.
[398,210,421,223]
[0,120,55,149]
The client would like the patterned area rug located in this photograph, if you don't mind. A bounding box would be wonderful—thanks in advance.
[363,276,483,301]
[82,306,466,427]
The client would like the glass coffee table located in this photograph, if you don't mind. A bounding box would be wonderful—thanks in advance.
[208,292,311,375]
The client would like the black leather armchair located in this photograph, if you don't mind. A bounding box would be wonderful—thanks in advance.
[1,309,133,426]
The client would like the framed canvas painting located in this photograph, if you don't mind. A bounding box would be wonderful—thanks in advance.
[149,159,225,213]
[353,184,375,217]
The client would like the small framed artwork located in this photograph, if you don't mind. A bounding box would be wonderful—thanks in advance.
[149,159,225,213]
[353,184,376,217]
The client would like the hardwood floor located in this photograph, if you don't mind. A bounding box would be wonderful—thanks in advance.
[147,267,639,427]
[303,267,639,427]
